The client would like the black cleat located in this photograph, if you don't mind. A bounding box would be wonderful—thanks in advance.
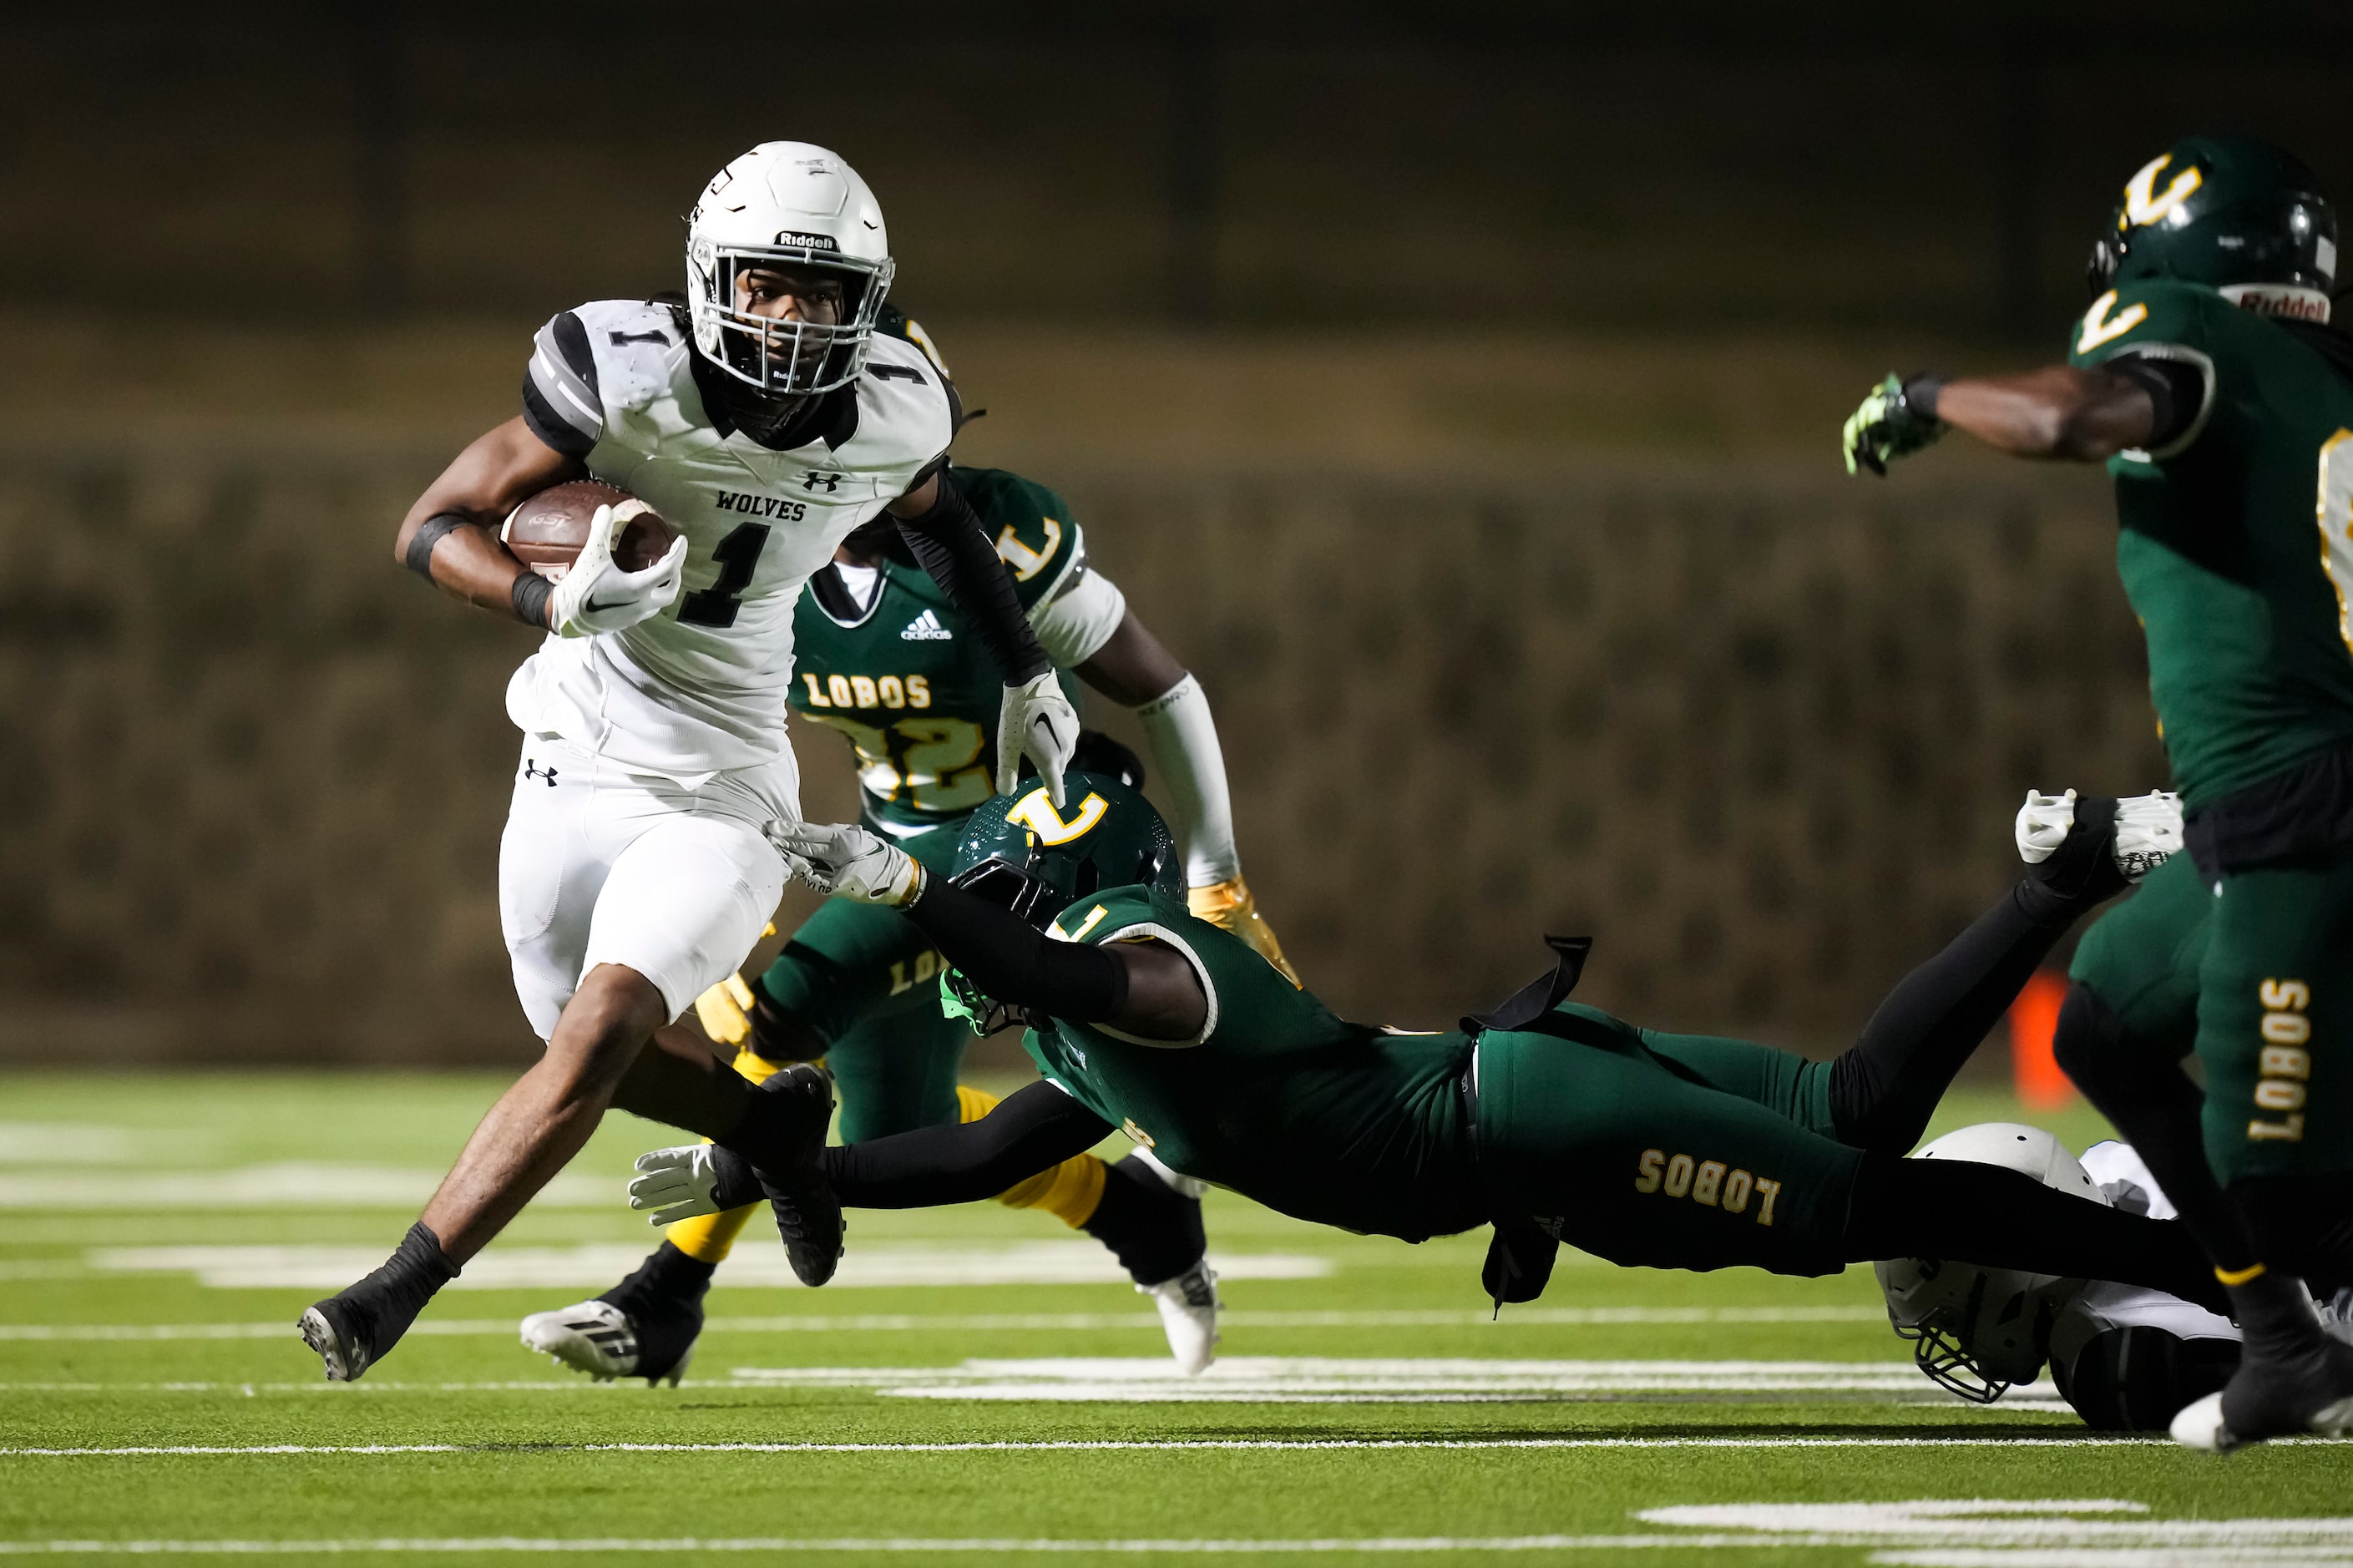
[730,1064,845,1287]
[297,1297,375,1383]
[297,1222,457,1383]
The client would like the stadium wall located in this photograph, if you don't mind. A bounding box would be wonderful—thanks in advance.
[0,439,2157,1066]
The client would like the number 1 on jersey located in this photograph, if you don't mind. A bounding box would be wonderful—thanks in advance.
[679,523,772,628]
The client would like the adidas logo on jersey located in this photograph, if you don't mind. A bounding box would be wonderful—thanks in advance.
[900,609,953,641]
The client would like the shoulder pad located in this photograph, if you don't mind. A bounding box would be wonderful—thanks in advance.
[569,300,689,416]
[851,335,955,478]
[2070,280,2219,363]
[954,468,1082,608]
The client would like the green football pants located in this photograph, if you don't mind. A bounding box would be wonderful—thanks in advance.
[2197,847,2353,1186]
[1474,1005,1860,1278]
[2067,848,2210,1059]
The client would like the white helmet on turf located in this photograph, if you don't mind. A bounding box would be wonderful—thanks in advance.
[1873,1123,2109,1404]
[686,142,895,402]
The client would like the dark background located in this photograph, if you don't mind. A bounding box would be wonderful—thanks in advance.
[1,3,2340,1065]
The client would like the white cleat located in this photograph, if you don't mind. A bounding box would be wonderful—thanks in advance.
[518,1299,695,1388]
[2016,788,2182,883]
[1140,1257,1221,1376]
[2169,1390,2231,1451]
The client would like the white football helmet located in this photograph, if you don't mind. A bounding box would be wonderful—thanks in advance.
[1873,1123,2109,1404]
[686,142,894,401]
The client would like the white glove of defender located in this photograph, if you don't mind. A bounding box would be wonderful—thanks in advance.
[998,670,1080,805]
[2015,789,2078,864]
[2016,787,2183,883]
[768,821,925,906]
[627,1145,727,1227]
[546,503,689,638]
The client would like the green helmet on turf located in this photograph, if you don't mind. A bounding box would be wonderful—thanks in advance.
[2087,135,2337,324]
[939,771,1182,1034]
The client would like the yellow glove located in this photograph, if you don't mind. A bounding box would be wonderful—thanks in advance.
[694,973,757,1047]
[1188,875,1301,987]
[692,923,777,1046]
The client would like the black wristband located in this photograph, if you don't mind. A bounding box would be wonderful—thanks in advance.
[404,513,471,579]
[1900,374,1947,421]
[509,570,553,630]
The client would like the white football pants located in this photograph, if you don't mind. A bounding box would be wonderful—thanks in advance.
[497,736,795,1040]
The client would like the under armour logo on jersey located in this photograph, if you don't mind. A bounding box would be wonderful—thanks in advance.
[900,609,954,641]
[523,760,559,787]
[802,471,845,493]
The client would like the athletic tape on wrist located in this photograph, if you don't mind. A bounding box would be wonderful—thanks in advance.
[510,570,553,630]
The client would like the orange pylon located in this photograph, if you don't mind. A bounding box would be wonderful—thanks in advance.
[2009,969,2076,1112]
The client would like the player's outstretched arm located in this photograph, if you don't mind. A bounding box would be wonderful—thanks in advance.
[1060,593,1299,984]
[631,1080,1115,1222]
[768,822,1210,1040]
[393,416,583,622]
[888,472,1079,803]
[1842,366,2167,473]
[1935,367,2161,462]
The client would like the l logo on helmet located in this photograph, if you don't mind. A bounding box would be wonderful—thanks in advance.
[1007,788,1110,845]
[2077,290,2148,354]
[2123,154,2203,230]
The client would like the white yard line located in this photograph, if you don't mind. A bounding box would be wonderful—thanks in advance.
[73,1243,1330,1291]
[0,1535,1849,1555]
[20,1436,2346,1457]
[0,1306,1885,1342]
[10,1500,2353,1559]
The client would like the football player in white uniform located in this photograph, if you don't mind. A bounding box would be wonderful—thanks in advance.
[299,143,1079,1382]
[1878,1125,2351,1429]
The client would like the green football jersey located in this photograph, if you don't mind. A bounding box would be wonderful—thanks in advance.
[791,467,1085,834]
[2067,281,2353,806]
[1019,885,1483,1243]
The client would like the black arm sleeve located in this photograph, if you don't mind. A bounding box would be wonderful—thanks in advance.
[822,1080,1116,1207]
[2102,352,2207,451]
[894,473,1052,684]
[903,879,1130,1020]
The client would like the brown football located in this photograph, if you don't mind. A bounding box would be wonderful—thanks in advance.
[502,480,680,580]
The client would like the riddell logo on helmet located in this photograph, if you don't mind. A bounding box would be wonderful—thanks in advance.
[2222,284,2331,323]
[774,230,840,251]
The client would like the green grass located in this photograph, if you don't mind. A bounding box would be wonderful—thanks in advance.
[1,1071,2346,1565]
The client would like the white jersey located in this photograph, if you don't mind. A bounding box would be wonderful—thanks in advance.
[511,299,954,784]
[2047,1141,2239,1371]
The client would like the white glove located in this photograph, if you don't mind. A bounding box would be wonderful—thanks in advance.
[998,670,1080,804]
[768,821,925,906]
[547,503,689,638]
[2015,789,2077,864]
[627,1145,727,1227]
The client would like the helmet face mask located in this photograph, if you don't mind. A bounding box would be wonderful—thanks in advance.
[2086,136,2337,324]
[686,143,896,418]
[1874,1123,2107,1405]
[1880,1258,2064,1404]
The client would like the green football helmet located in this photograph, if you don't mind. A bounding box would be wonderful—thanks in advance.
[939,771,1182,1034]
[2087,135,2336,323]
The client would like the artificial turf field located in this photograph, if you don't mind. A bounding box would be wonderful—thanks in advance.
[2,1070,2347,1565]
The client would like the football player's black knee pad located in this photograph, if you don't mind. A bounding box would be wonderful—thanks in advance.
[2052,1324,2239,1430]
